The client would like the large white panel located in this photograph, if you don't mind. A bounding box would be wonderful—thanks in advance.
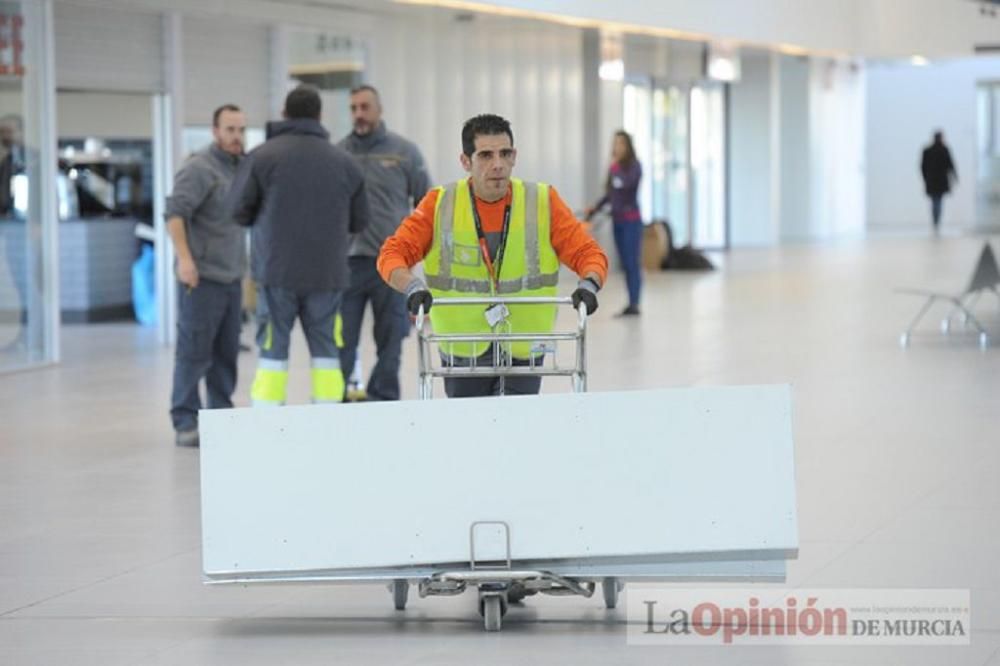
[54,3,162,92]
[182,17,270,127]
[201,386,798,575]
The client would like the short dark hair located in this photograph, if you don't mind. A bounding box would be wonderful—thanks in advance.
[284,84,322,120]
[350,84,381,102]
[461,114,514,157]
[213,104,241,127]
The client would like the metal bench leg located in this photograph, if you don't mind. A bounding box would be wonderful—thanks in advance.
[951,299,990,349]
[901,296,937,347]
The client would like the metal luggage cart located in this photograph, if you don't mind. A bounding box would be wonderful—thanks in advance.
[396,295,620,631]
[200,300,799,635]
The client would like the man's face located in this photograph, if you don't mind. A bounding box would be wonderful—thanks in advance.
[213,110,247,156]
[350,90,381,136]
[460,133,516,202]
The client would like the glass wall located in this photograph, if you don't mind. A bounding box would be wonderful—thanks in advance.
[690,82,727,248]
[977,82,1000,228]
[624,77,726,249]
[0,0,57,371]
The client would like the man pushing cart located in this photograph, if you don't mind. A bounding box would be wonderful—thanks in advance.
[198,114,799,634]
[377,112,608,399]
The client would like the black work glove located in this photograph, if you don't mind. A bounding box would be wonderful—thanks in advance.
[571,277,600,315]
[405,277,433,315]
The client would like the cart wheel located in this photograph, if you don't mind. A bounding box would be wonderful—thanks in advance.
[391,579,409,611]
[602,577,622,609]
[482,595,504,632]
[507,583,527,604]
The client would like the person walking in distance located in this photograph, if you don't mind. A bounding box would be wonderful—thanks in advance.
[920,130,958,233]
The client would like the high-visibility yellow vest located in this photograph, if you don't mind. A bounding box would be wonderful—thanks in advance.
[424,178,559,359]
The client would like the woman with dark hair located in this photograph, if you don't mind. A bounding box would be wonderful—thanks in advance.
[585,130,643,316]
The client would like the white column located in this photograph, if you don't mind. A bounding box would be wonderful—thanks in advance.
[23,0,60,363]
[154,12,183,346]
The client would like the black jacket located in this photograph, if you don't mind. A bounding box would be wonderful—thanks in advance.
[227,118,369,291]
[921,141,957,197]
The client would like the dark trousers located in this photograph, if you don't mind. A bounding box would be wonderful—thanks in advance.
[442,346,543,398]
[930,194,944,227]
[338,256,408,401]
[170,279,242,432]
[256,286,342,361]
[613,220,643,308]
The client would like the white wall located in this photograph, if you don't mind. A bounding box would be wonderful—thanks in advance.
[182,17,271,127]
[478,0,996,58]
[866,56,1000,232]
[367,8,587,208]
[730,52,867,246]
[729,52,779,246]
[57,91,152,138]
[482,0,861,56]
[809,58,866,239]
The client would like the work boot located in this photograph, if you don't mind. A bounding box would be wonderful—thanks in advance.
[616,305,640,317]
[175,429,199,447]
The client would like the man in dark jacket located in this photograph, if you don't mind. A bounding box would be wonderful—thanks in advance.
[921,131,958,231]
[227,85,369,406]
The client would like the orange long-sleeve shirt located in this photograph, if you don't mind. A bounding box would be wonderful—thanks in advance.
[377,180,608,286]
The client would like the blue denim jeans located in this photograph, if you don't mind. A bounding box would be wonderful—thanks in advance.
[613,220,643,308]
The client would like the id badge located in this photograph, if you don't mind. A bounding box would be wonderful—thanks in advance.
[484,303,510,327]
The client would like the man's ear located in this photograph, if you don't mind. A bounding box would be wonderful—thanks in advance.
[459,153,472,173]
[510,148,517,168]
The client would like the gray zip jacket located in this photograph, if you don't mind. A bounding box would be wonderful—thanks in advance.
[338,122,430,257]
[164,144,245,284]
[227,118,369,291]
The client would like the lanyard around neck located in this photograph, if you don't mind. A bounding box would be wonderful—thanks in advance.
[467,183,511,293]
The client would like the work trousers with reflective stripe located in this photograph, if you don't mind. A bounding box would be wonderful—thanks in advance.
[252,285,343,405]
[170,279,242,431]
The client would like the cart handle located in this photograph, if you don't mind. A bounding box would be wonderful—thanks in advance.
[415,296,588,331]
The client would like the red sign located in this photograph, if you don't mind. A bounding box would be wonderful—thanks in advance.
[0,13,25,77]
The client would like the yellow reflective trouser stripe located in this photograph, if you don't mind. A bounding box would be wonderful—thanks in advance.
[263,322,273,352]
[311,359,344,403]
[251,362,288,405]
[334,312,344,349]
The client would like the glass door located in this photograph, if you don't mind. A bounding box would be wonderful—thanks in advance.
[0,0,58,370]
[689,82,727,249]
[653,84,689,245]
[623,79,653,223]
[977,82,1000,228]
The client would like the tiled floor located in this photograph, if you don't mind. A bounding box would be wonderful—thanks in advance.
[1,234,998,664]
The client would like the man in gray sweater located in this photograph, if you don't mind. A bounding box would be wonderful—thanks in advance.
[338,85,430,401]
[166,104,247,447]
[227,85,369,407]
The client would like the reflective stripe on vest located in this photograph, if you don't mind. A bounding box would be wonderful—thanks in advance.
[423,178,559,358]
